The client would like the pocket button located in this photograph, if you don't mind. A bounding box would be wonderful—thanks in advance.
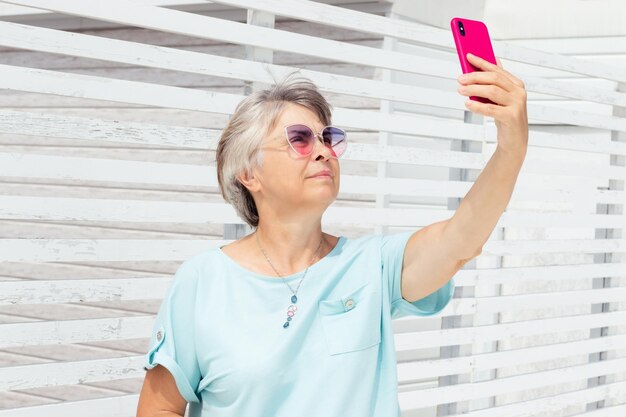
[344,298,355,311]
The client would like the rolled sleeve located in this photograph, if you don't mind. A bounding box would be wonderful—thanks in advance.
[381,230,455,319]
[144,259,202,403]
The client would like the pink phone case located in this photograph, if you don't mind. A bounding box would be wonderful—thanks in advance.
[450,17,497,105]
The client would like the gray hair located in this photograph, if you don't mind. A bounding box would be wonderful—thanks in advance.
[216,71,333,229]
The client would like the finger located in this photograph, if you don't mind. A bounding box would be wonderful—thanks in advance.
[458,83,513,106]
[458,71,513,93]
[468,53,525,88]
[493,57,526,87]
[464,98,503,119]
[467,53,499,71]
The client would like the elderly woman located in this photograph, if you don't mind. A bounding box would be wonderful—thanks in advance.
[137,56,528,416]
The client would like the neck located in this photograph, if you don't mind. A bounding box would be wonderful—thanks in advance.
[253,226,326,274]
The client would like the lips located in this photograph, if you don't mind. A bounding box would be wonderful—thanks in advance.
[309,170,333,178]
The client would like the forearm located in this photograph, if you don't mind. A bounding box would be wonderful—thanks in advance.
[137,410,183,417]
[445,146,526,259]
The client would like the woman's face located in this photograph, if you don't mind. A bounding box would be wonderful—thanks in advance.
[242,102,341,216]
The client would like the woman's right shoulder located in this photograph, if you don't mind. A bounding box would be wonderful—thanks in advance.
[176,242,232,278]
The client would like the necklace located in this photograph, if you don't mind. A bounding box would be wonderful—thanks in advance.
[255,230,324,329]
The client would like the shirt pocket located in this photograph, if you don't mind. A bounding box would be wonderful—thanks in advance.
[318,283,381,356]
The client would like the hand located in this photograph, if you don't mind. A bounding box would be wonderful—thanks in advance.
[457,53,528,157]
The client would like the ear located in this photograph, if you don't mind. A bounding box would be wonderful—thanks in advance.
[237,168,260,193]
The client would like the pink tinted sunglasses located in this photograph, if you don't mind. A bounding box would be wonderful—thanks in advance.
[284,124,347,159]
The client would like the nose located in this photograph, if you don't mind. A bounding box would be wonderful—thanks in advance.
[311,133,335,160]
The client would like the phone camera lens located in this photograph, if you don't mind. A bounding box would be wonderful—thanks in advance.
[458,21,465,36]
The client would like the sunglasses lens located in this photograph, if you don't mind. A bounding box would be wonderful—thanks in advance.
[286,124,347,158]
[286,124,314,155]
[322,126,347,158]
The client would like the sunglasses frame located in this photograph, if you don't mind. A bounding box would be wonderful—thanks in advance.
[282,123,347,159]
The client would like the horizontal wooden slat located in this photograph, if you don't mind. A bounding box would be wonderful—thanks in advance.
[3,261,625,305]
[0,315,153,348]
[1,0,456,80]
[0,393,138,417]
[447,381,626,417]
[580,404,626,417]
[0,157,617,207]
[2,59,625,134]
[2,307,624,350]
[2,237,625,263]
[3,282,623,326]
[476,287,626,314]
[0,20,624,110]
[396,311,626,351]
[0,277,170,305]
[2,329,625,390]
[484,124,626,157]
[0,355,145,390]
[1,153,622,198]
[0,0,201,17]
[398,333,626,381]
[210,0,626,83]
[2,58,623,134]
[0,21,464,111]
[0,64,483,140]
[0,238,221,262]
[0,63,243,114]
[1,196,624,228]
[398,356,626,409]
[2,109,626,159]
[0,110,217,148]
[459,262,626,287]
[1,134,623,181]
[1,2,625,130]
[505,36,626,55]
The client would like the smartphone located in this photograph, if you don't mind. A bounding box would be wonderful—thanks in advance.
[450,17,497,105]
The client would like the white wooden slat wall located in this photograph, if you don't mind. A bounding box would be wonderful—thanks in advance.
[0,0,624,416]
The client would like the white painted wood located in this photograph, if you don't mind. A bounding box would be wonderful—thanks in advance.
[3,332,626,390]
[397,333,626,382]
[4,0,626,84]
[0,316,153,348]
[398,357,626,409]
[445,381,626,417]
[209,0,626,82]
[0,394,139,417]
[0,109,219,147]
[0,355,145,390]
[0,21,465,110]
[395,311,626,351]
[2,60,625,133]
[0,0,624,414]
[1,153,624,199]
[0,0,457,78]
[0,278,170,305]
[3,110,626,157]
[0,64,490,138]
[2,11,624,106]
[3,302,626,350]
[1,195,626,228]
[0,0,206,17]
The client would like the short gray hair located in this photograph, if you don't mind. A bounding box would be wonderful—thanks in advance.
[216,72,333,229]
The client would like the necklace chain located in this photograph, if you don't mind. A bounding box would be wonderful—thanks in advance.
[255,230,324,328]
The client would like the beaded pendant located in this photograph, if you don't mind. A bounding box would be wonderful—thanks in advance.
[283,295,298,328]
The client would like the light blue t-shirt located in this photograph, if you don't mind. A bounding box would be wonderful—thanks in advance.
[144,231,455,416]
